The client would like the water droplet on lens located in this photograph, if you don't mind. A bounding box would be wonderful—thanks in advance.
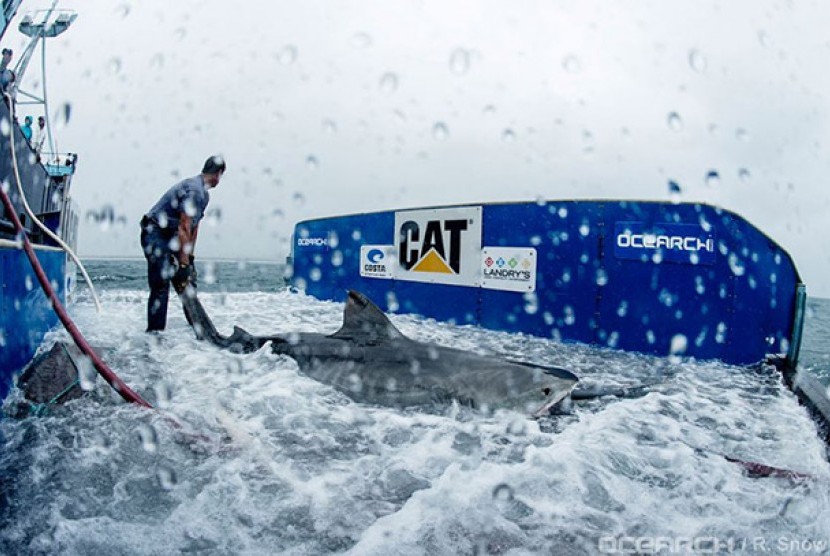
[705,170,720,187]
[107,57,122,74]
[501,128,516,143]
[667,111,683,131]
[0,117,10,137]
[728,253,745,276]
[150,53,165,69]
[322,118,338,134]
[735,128,749,142]
[524,293,538,314]
[379,72,399,94]
[668,180,682,204]
[670,334,688,356]
[77,355,97,390]
[688,49,707,73]
[449,48,470,75]
[203,261,217,285]
[492,483,514,502]
[153,381,173,407]
[595,268,608,286]
[115,3,130,17]
[204,207,221,227]
[277,45,298,65]
[562,55,581,73]
[617,301,628,317]
[738,168,751,183]
[386,291,399,312]
[432,122,449,141]
[306,155,319,170]
[351,32,373,49]
[157,467,177,490]
[136,423,158,454]
[292,192,306,207]
[183,198,197,217]
[310,268,322,281]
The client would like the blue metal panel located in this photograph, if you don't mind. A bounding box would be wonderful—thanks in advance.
[292,211,395,306]
[0,246,66,401]
[479,202,602,340]
[291,201,802,366]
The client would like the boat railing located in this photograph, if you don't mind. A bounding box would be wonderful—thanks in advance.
[42,151,77,177]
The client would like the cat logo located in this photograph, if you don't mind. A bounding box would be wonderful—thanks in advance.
[399,219,468,274]
[393,206,482,287]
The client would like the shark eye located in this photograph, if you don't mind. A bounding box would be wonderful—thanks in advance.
[542,387,551,396]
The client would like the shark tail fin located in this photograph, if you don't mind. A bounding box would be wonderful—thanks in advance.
[329,290,406,344]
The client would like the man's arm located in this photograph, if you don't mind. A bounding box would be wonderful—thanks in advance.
[177,213,195,266]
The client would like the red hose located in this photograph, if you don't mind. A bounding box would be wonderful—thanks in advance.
[0,183,153,408]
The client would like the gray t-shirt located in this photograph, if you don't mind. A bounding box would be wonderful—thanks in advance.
[146,175,210,231]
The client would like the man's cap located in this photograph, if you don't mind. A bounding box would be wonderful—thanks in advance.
[2,48,12,55]
[202,155,226,175]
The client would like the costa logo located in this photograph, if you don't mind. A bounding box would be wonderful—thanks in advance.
[367,249,385,263]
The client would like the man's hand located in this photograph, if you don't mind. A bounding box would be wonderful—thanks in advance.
[171,263,193,294]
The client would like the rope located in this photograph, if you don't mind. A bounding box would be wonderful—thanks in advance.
[28,377,80,416]
[3,91,102,312]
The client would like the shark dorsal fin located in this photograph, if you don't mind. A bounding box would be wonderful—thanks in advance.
[330,290,405,344]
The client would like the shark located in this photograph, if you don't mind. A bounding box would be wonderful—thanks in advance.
[176,287,579,417]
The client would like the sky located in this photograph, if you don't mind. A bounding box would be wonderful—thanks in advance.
[3,0,830,296]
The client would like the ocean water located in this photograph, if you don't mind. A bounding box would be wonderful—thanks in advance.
[1,259,829,555]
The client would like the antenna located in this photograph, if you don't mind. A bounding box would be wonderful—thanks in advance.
[13,2,77,158]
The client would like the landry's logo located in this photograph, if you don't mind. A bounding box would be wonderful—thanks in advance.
[399,218,469,274]
[484,256,532,272]
[481,247,537,292]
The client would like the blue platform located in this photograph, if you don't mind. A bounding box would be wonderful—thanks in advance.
[290,201,803,366]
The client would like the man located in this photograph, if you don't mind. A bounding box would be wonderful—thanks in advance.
[0,48,15,94]
[21,115,32,141]
[32,115,46,157]
[140,155,226,332]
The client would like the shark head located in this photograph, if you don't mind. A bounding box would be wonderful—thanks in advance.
[329,290,406,345]
[505,363,579,418]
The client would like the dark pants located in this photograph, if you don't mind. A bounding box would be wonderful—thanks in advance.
[140,217,176,332]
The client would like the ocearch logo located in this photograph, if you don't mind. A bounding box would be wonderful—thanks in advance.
[296,237,328,247]
[616,233,713,253]
[613,221,716,265]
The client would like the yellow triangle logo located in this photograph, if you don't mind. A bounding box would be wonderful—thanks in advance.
[412,248,454,274]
